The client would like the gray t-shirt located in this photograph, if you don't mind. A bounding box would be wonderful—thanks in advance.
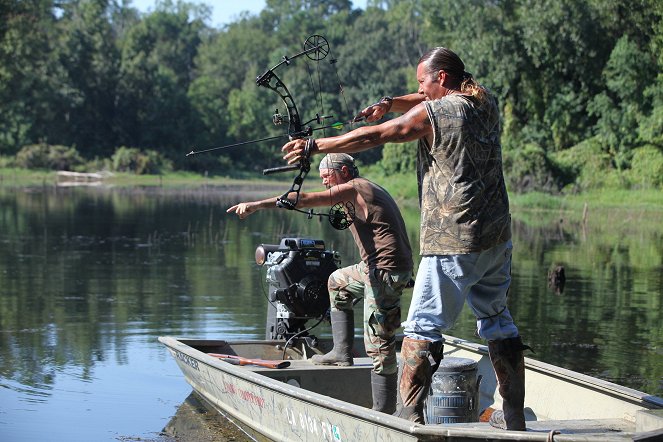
[417,93,511,255]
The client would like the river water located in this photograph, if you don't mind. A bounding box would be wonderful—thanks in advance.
[0,185,661,441]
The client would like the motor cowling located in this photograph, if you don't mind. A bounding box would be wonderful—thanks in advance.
[257,238,340,340]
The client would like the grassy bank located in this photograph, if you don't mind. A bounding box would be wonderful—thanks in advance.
[0,167,287,189]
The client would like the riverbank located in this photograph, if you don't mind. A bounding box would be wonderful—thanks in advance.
[0,167,287,189]
[1,167,662,214]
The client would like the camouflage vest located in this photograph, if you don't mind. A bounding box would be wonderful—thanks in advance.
[417,94,511,255]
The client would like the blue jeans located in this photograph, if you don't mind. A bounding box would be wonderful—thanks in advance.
[402,240,519,342]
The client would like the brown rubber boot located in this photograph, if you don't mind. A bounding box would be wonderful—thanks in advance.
[488,336,531,431]
[371,371,397,414]
[311,310,354,366]
[393,337,443,424]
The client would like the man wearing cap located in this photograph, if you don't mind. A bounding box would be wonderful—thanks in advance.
[227,153,413,415]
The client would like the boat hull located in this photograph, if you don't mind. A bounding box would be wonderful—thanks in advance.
[159,335,663,441]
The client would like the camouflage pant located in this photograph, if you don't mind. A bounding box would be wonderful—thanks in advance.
[328,261,411,375]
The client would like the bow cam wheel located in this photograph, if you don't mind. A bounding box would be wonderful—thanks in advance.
[304,35,329,61]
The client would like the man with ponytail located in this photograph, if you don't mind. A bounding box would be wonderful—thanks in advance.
[282,47,529,431]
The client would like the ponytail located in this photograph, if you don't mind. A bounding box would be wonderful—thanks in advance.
[420,48,488,103]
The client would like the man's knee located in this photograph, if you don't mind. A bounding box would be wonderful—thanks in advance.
[367,306,401,340]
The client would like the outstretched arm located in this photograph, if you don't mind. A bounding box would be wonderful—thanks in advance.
[283,102,432,163]
[226,198,277,219]
[227,183,358,219]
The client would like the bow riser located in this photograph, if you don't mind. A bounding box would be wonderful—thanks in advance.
[256,70,304,137]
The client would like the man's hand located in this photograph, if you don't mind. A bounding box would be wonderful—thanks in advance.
[355,100,391,123]
[282,138,309,165]
[226,202,260,219]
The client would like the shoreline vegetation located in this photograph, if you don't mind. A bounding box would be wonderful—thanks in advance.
[2,167,662,216]
[2,1,662,201]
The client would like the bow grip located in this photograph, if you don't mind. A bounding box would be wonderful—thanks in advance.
[263,164,300,175]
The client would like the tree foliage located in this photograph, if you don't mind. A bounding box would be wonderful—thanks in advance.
[1,0,661,191]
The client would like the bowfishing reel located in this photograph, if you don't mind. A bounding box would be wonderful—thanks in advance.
[328,201,355,230]
[292,201,355,230]
[256,238,340,340]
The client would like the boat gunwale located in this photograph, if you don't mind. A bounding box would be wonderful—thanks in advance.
[162,335,663,410]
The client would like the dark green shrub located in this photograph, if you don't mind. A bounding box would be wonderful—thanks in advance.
[47,145,85,171]
[16,144,47,169]
[552,137,622,191]
[0,155,15,167]
[82,157,111,172]
[502,143,562,193]
[111,147,173,175]
[627,145,663,189]
[16,143,83,170]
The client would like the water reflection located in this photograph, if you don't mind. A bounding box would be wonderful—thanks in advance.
[162,392,256,442]
[0,185,661,440]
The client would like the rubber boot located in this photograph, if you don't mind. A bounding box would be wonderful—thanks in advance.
[311,310,354,366]
[371,371,397,414]
[393,337,443,424]
[488,336,530,431]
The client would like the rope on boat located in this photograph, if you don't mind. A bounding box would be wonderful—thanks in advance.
[547,430,561,441]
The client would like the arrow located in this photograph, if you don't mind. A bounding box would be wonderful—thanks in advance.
[186,119,352,157]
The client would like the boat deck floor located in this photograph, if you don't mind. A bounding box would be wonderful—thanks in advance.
[235,357,641,438]
[449,418,634,436]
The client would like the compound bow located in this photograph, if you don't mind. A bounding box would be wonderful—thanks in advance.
[189,34,355,230]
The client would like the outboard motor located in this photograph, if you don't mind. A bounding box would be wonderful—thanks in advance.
[255,238,340,340]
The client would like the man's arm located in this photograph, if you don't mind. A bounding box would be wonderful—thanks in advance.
[227,183,358,219]
[357,93,424,122]
[283,102,432,163]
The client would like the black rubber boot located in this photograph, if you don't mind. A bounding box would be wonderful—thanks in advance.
[371,371,397,414]
[488,336,531,431]
[311,310,354,366]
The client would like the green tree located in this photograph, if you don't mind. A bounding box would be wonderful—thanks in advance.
[636,1,663,146]
[0,0,61,153]
[116,0,206,163]
[588,36,656,170]
[187,16,274,171]
[52,0,121,157]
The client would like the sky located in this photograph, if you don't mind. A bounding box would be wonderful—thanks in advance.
[130,1,369,28]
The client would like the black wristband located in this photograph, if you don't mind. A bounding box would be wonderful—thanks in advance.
[379,96,393,111]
